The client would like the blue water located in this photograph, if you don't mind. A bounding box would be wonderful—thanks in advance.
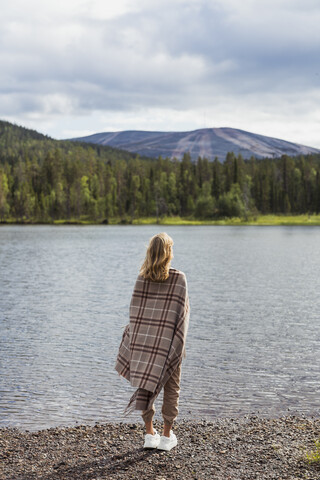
[1,225,320,430]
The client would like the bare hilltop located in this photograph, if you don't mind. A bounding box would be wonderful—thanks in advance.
[70,127,320,162]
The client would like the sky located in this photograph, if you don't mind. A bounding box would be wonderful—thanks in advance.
[1,0,320,147]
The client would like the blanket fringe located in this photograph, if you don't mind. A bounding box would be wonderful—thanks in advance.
[123,390,138,416]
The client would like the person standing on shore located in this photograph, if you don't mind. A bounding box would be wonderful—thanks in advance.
[115,232,190,451]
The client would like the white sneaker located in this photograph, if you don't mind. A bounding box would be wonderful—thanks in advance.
[157,431,177,451]
[143,430,161,449]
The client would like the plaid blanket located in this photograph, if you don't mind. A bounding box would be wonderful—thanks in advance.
[115,268,190,413]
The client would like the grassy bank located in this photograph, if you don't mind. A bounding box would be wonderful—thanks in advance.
[1,214,320,226]
[132,214,320,226]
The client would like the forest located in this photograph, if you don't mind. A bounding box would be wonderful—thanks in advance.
[0,120,320,223]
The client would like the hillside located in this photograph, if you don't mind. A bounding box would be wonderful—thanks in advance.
[0,119,50,142]
[0,119,139,166]
[70,127,320,162]
[1,119,320,223]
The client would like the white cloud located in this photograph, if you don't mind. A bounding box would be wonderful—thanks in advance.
[0,0,319,147]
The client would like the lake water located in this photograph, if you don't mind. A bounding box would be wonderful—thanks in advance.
[1,225,320,431]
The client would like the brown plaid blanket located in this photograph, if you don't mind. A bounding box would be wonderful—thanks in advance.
[115,268,190,413]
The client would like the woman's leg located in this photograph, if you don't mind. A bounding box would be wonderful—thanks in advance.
[161,363,182,437]
[142,404,156,434]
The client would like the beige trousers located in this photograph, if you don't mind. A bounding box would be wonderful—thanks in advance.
[141,363,182,426]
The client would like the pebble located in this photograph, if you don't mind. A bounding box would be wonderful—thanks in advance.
[0,416,319,479]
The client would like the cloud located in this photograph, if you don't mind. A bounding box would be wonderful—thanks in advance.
[0,0,320,146]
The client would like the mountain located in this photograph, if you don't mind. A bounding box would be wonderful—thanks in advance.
[70,127,320,162]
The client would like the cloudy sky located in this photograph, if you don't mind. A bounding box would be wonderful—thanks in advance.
[1,0,320,146]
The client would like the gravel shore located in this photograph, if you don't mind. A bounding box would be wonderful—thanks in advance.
[1,416,320,480]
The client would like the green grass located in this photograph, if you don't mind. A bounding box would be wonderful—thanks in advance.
[306,440,320,464]
[0,216,120,225]
[132,214,320,226]
[242,214,320,226]
[2,214,320,226]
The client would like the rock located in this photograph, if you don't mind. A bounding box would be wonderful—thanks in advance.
[1,416,319,480]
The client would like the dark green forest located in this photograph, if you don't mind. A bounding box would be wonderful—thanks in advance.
[1,120,320,222]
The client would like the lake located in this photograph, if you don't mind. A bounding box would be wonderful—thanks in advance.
[1,225,320,431]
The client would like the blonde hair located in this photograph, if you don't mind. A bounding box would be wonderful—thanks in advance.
[140,232,174,282]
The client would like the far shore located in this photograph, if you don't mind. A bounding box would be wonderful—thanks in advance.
[1,214,320,226]
[1,416,320,479]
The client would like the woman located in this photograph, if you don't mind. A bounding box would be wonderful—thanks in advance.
[115,232,190,451]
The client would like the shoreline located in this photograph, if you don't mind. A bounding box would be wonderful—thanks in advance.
[1,214,320,226]
[1,415,320,479]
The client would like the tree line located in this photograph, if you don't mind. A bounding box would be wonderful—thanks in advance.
[0,120,320,222]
